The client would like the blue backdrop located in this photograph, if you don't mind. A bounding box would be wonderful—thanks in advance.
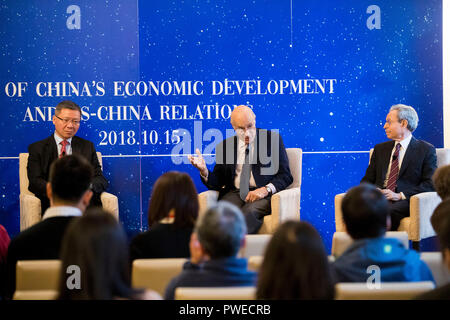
[0,0,443,252]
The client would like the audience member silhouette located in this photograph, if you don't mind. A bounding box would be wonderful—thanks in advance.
[164,201,256,300]
[333,183,434,283]
[130,171,199,260]
[58,208,161,300]
[256,221,335,299]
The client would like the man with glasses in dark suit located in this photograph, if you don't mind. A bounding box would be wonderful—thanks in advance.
[27,100,108,214]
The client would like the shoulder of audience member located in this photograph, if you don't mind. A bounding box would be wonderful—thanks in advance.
[137,289,162,300]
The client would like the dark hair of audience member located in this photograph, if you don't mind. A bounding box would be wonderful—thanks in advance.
[58,208,141,300]
[256,221,335,300]
[432,164,450,200]
[49,154,93,203]
[431,200,450,236]
[342,183,389,239]
[435,201,450,253]
[147,171,198,228]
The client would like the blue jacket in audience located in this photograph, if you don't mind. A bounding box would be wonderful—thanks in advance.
[164,257,256,300]
[332,237,434,283]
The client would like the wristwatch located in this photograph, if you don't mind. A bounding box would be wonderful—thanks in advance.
[265,186,272,196]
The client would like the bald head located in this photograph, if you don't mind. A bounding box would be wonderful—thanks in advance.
[230,105,256,144]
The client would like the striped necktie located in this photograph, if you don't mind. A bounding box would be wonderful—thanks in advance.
[386,143,401,192]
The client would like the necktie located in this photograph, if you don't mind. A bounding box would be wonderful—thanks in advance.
[60,140,69,158]
[239,146,250,201]
[386,143,401,192]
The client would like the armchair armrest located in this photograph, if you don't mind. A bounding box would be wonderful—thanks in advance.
[409,192,440,240]
[334,193,346,232]
[198,190,219,217]
[267,188,300,232]
[100,192,119,220]
[19,193,42,231]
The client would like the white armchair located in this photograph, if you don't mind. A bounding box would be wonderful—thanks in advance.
[334,148,450,249]
[198,148,302,234]
[19,152,119,231]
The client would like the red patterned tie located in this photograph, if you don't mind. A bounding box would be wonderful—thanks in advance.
[60,140,69,158]
[386,143,401,192]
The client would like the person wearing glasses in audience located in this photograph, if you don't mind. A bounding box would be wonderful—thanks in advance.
[27,100,108,214]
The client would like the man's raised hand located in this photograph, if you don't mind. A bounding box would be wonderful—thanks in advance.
[188,148,207,177]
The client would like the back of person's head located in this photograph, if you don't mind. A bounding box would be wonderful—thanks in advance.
[195,201,246,259]
[147,171,198,228]
[431,199,450,242]
[55,100,81,115]
[58,208,135,300]
[437,211,450,271]
[49,155,93,204]
[432,164,450,200]
[256,221,335,300]
[342,183,389,239]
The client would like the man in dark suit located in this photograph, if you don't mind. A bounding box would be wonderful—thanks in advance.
[5,155,94,299]
[361,104,437,230]
[27,100,108,214]
[189,105,293,234]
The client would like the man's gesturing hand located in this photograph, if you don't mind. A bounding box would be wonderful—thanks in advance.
[188,148,208,177]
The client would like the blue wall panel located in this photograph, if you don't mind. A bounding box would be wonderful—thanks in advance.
[0,0,443,253]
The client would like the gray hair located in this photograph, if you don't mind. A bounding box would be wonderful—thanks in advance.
[389,104,419,132]
[195,201,247,259]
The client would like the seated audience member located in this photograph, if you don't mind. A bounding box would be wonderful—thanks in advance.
[333,183,434,283]
[417,210,450,299]
[164,201,256,300]
[0,225,10,299]
[5,155,93,298]
[58,208,161,300]
[256,221,335,300]
[130,171,198,260]
[432,164,450,201]
[0,225,9,263]
[431,200,450,236]
[430,165,450,234]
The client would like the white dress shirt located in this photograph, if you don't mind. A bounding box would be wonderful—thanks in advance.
[54,132,73,156]
[42,206,82,220]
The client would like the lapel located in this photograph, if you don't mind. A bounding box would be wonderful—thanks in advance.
[398,136,417,178]
[381,140,395,182]
[232,135,237,173]
[46,135,58,161]
[251,129,260,178]
[71,136,80,155]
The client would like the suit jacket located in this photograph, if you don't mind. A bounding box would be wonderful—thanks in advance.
[361,137,437,199]
[27,135,108,198]
[4,216,76,299]
[202,129,293,197]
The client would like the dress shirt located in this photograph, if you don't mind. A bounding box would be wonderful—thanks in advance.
[201,136,277,194]
[383,134,413,200]
[42,206,82,220]
[54,132,73,156]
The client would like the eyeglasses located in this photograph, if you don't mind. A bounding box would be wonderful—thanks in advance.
[55,115,81,126]
[384,120,399,126]
[235,124,256,134]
